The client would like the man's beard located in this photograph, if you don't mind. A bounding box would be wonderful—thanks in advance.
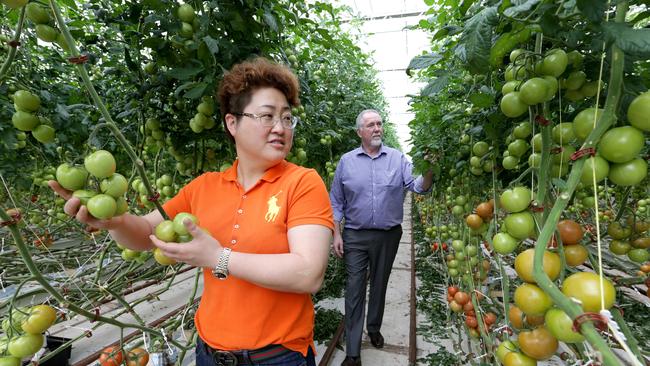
[370,137,382,147]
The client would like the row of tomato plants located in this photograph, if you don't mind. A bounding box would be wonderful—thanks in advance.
[0,0,380,364]
[408,1,649,365]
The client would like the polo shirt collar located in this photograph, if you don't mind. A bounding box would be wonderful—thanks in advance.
[222,159,288,183]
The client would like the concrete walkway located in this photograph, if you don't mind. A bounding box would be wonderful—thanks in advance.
[316,194,442,366]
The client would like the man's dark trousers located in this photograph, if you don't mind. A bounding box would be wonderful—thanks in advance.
[342,225,402,357]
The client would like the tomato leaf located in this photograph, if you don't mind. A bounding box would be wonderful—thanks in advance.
[503,0,540,17]
[407,53,443,73]
[421,76,449,97]
[602,23,650,58]
[458,6,498,74]
[469,92,494,108]
[175,82,208,99]
[432,25,462,41]
[202,36,220,55]
[576,0,607,23]
[459,0,477,17]
[167,61,205,80]
[262,11,279,33]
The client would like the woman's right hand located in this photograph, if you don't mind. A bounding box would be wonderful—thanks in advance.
[48,180,124,230]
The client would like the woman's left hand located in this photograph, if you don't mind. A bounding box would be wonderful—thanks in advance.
[149,219,223,268]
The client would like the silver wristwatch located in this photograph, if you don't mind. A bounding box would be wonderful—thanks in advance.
[212,248,232,280]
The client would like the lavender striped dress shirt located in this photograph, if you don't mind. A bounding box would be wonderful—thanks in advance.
[329,144,429,230]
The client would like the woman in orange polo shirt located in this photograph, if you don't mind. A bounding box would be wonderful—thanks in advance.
[49,57,334,366]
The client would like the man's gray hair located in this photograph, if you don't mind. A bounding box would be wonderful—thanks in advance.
[356,109,382,129]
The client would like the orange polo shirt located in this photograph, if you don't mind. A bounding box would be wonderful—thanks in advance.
[162,160,333,356]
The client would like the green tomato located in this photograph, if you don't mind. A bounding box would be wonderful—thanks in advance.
[580,80,601,98]
[562,272,615,312]
[598,126,645,163]
[173,212,199,235]
[627,248,650,263]
[544,308,585,343]
[84,150,116,179]
[541,49,568,77]
[35,24,57,42]
[100,173,128,198]
[179,22,194,38]
[514,283,552,316]
[573,108,603,141]
[72,189,97,205]
[500,92,528,118]
[609,240,631,255]
[608,158,647,186]
[507,139,529,158]
[580,156,609,185]
[197,101,214,115]
[564,71,586,91]
[502,80,520,95]
[492,232,519,254]
[12,90,40,112]
[504,211,535,240]
[8,333,43,358]
[500,186,532,213]
[32,124,55,143]
[115,196,128,216]
[513,121,532,139]
[155,220,177,242]
[0,357,21,366]
[519,77,548,106]
[25,2,51,24]
[502,156,519,170]
[472,141,489,157]
[531,133,542,153]
[12,111,40,131]
[627,92,650,131]
[86,194,117,220]
[177,3,195,22]
[21,305,56,334]
[543,76,558,101]
[496,340,517,363]
[121,248,141,261]
[56,163,88,191]
[551,122,575,144]
[528,153,541,168]
[551,145,576,164]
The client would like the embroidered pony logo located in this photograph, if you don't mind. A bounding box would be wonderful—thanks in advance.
[265,191,283,223]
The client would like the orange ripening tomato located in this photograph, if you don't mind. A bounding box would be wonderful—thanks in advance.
[99,347,124,366]
[557,219,584,245]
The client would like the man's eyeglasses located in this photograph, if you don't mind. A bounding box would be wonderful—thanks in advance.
[233,112,299,129]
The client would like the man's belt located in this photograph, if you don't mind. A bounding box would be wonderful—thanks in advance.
[201,338,294,365]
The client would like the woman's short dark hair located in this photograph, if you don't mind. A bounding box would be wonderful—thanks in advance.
[218,57,300,142]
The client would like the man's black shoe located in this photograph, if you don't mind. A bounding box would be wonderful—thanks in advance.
[341,356,362,366]
[368,331,384,348]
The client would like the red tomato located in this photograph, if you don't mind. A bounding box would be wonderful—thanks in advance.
[557,220,583,245]
[99,346,124,366]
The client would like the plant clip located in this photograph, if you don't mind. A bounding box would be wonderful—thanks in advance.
[572,312,608,333]
[68,54,89,65]
[570,147,596,161]
[550,146,564,154]
[147,192,160,202]
[8,40,21,48]
[85,330,93,338]
[91,308,100,323]
[534,114,551,126]
[529,202,544,212]
[0,211,22,227]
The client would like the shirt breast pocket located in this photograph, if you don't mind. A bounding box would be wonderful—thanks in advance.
[378,168,402,187]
